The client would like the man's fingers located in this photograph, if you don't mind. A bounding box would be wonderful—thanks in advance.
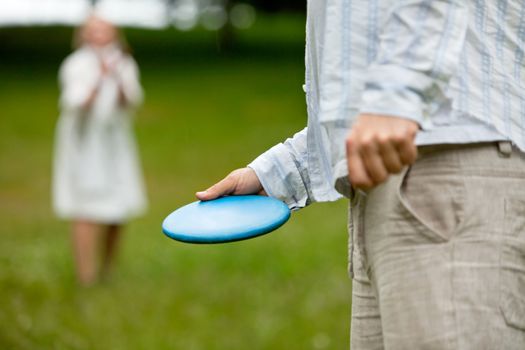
[396,136,418,165]
[196,176,236,201]
[377,138,404,173]
[196,168,264,201]
[360,137,389,184]
[346,138,374,189]
[391,124,418,165]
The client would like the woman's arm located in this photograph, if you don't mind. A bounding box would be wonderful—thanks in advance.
[59,51,103,112]
[113,55,144,109]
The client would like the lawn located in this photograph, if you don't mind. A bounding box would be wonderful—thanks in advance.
[0,14,350,349]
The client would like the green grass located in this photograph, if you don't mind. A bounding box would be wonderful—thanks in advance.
[0,14,350,349]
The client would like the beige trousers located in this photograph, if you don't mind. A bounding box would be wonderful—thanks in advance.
[348,142,525,349]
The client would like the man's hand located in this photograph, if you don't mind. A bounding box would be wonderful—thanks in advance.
[196,167,266,201]
[346,114,419,190]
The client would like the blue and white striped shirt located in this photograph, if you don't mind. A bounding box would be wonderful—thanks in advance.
[249,0,524,209]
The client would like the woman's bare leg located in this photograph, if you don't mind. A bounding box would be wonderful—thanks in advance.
[72,220,100,286]
[101,224,122,280]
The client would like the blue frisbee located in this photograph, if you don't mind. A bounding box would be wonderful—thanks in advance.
[162,195,291,244]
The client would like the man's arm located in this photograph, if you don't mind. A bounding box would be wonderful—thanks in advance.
[197,128,313,210]
[347,0,468,189]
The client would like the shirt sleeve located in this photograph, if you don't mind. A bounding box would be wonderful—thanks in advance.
[58,53,99,111]
[116,56,144,109]
[359,0,468,128]
[247,128,312,210]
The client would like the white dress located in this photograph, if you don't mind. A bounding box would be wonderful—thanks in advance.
[52,45,147,223]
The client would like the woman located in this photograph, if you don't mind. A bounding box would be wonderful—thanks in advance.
[53,15,147,286]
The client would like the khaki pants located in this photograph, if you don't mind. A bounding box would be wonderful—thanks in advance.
[348,142,525,349]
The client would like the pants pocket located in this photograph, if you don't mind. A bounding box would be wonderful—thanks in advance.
[501,198,525,331]
[397,164,465,242]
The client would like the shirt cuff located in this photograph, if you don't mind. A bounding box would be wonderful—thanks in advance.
[247,143,309,210]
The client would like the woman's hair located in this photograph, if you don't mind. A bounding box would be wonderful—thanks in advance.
[72,14,131,53]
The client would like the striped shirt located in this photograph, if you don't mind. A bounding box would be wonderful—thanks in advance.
[249,0,524,209]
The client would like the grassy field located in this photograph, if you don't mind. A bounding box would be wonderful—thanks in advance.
[0,15,350,349]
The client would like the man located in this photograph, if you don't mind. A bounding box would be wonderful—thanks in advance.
[197,1,525,348]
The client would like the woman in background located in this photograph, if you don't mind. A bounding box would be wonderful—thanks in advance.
[53,15,147,286]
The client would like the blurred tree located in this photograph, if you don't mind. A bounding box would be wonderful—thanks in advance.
[87,0,304,50]
[247,0,305,12]
[218,0,235,50]
[218,0,304,51]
